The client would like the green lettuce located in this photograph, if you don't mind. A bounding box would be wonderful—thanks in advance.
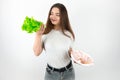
[21,16,44,33]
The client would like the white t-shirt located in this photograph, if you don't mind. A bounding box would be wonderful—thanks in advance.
[42,29,75,68]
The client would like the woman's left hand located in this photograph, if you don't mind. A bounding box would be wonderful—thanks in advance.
[80,54,93,64]
[70,50,94,64]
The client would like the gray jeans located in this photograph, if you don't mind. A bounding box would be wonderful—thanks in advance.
[44,64,75,80]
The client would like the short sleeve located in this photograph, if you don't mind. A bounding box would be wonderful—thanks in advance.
[42,35,46,43]
[41,34,47,49]
[65,31,77,50]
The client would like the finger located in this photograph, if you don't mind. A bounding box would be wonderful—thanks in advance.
[40,25,45,31]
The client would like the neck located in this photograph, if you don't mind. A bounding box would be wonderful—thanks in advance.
[54,25,61,30]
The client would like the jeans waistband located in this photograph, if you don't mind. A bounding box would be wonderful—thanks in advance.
[47,61,72,72]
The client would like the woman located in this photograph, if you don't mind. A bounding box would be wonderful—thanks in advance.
[33,3,75,80]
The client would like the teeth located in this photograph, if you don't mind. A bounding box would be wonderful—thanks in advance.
[51,19,56,21]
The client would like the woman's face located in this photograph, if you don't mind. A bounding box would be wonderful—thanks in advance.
[50,7,60,26]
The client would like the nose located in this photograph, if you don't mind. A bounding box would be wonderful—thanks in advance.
[51,14,56,19]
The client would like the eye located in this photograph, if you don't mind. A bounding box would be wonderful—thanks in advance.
[56,14,60,16]
[50,12,54,15]
[50,13,53,15]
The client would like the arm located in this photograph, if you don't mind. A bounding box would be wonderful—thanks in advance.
[70,50,94,64]
[33,25,45,56]
[68,48,72,57]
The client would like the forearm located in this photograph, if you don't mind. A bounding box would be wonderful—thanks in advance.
[33,34,43,56]
[68,48,72,57]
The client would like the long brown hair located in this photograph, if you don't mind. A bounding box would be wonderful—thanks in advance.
[44,3,75,40]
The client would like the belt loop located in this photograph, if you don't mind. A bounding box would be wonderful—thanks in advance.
[65,66,68,72]
[47,64,54,72]
[51,66,54,72]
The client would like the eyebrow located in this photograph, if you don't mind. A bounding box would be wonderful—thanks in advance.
[56,13,60,15]
[51,12,60,15]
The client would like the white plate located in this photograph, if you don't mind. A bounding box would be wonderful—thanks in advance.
[71,51,94,66]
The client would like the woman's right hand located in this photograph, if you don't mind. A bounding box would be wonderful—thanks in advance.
[36,24,45,36]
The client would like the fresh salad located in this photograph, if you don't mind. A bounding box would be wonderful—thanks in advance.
[21,16,45,33]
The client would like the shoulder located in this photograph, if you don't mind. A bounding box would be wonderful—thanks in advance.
[42,29,53,39]
[64,30,74,40]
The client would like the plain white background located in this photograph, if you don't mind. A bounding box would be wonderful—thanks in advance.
[0,0,120,80]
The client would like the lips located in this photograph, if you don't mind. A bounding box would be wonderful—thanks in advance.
[50,19,58,24]
[51,19,57,22]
